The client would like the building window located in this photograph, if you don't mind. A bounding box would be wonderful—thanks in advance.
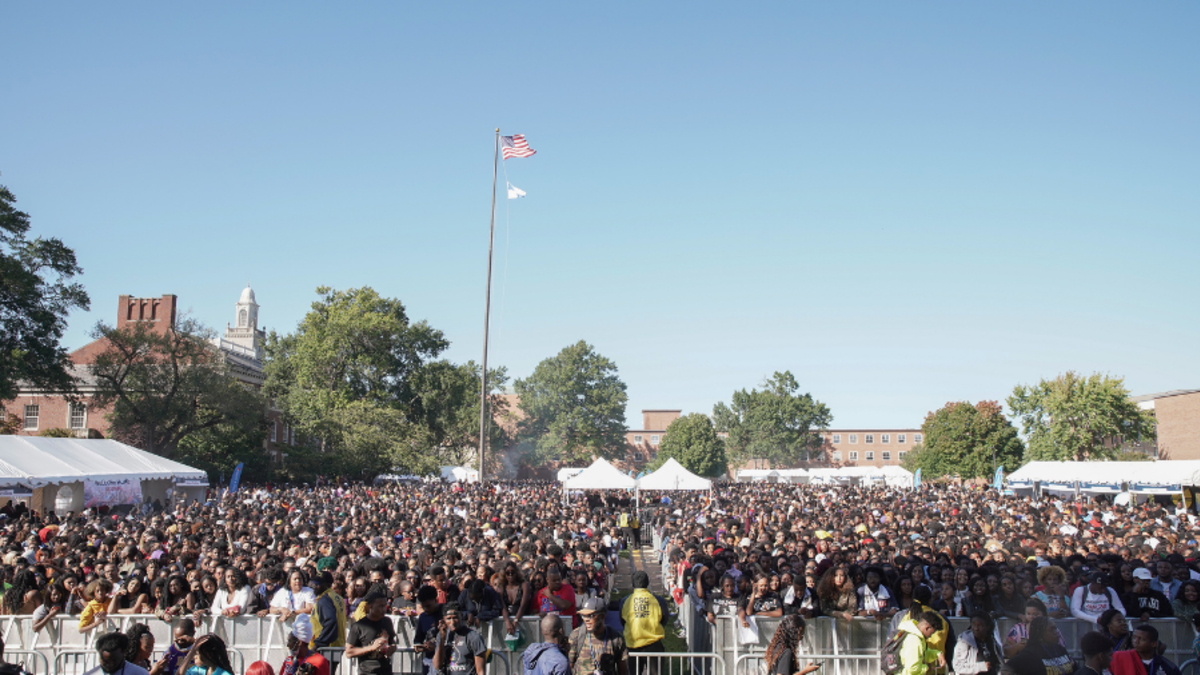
[23,405,39,430]
[898,434,906,444]
[881,434,890,444]
[832,434,841,444]
[882,451,891,461]
[914,434,923,444]
[849,434,858,444]
[650,435,660,445]
[270,422,277,443]
[68,403,86,430]
[866,451,874,461]
[849,451,858,461]
[832,451,842,462]
[899,451,908,460]
[865,434,874,444]
[633,435,643,444]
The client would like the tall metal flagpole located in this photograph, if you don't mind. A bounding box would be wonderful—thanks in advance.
[479,129,500,482]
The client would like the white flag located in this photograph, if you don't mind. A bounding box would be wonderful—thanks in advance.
[506,182,526,200]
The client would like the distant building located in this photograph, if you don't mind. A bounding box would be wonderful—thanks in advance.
[2,288,288,456]
[624,409,681,467]
[1133,390,1200,460]
[820,429,922,467]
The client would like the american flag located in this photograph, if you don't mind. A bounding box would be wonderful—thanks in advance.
[501,134,536,160]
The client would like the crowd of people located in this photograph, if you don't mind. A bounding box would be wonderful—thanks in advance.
[0,479,1197,675]
[652,483,1200,675]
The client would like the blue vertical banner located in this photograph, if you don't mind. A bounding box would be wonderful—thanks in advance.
[229,462,245,493]
[993,466,1004,490]
[913,468,922,489]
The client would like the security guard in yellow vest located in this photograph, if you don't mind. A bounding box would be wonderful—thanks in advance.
[621,571,666,674]
[309,571,347,659]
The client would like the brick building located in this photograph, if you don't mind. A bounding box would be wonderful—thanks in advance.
[1134,390,1200,460]
[2,288,288,454]
[624,409,681,467]
[820,429,923,467]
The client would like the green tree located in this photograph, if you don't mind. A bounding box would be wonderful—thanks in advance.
[1008,371,1155,461]
[89,317,267,457]
[649,413,727,477]
[176,419,273,483]
[712,371,832,466]
[513,341,628,463]
[0,186,90,401]
[409,360,510,468]
[263,287,451,477]
[902,400,1024,479]
[38,427,74,438]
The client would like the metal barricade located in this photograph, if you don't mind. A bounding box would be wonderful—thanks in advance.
[734,653,879,675]
[53,650,95,675]
[5,649,50,675]
[628,652,724,675]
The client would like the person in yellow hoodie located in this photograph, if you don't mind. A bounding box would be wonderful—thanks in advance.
[897,611,941,675]
[621,572,669,675]
[890,587,954,675]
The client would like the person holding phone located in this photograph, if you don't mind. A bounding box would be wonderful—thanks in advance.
[345,592,397,675]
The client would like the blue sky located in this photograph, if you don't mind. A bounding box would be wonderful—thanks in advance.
[3,3,1197,429]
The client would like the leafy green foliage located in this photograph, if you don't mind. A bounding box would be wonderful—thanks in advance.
[0,186,90,400]
[0,414,19,435]
[513,341,628,463]
[89,317,267,457]
[409,360,510,467]
[176,419,273,483]
[711,371,832,466]
[1008,371,1155,461]
[264,287,466,478]
[38,427,74,438]
[902,400,1024,479]
[649,413,727,477]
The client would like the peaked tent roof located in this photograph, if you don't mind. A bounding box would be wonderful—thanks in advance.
[637,458,712,490]
[563,458,637,490]
[0,437,207,488]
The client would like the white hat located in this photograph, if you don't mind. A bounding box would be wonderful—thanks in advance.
[292,614,314,642]
[1132,568,1154,580]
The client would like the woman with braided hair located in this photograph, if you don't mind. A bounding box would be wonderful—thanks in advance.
[764,614,821,675]
[2,570,41,615]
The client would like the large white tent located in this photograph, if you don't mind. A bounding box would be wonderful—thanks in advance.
[563,458,637,490]
[637,458,712,491]
[440,466,480,483]
[0,437,209,512]
[1007,460,1200,495]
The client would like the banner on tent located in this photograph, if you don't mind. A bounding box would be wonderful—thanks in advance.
[0,487,32,498]
[84,478,143,507]
[175,476,208,487]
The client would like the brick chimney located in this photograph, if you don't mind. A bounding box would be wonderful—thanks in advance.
[117,295,177,334]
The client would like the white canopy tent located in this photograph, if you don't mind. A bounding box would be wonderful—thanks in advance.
[0,437,209,512]
[636,458,712,491]
[562,458,637,506]
[556,467,586,483]
[806,465,915,489]
[735,469,782,483]
[1007,460,1200,497]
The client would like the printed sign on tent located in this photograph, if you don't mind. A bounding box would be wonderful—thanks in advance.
[84,478,143,508]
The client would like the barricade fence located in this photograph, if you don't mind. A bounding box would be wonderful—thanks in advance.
[6,611,1196,675]
[713,615,1199,675]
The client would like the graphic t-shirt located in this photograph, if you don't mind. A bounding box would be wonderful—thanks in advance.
[447,627,486,675]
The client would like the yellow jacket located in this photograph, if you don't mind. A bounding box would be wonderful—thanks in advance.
[621,588,664,648]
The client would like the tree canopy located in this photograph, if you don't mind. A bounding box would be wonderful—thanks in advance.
[513,341,628,464]
[0,186,90,400]
[649,413,727,477]
[89,317,266,458]
[1008,371,1155,461]
[264,286,504,478]
[712,371,832,466]
[902,400,1024,479]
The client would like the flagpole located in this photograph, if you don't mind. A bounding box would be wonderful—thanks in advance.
[479,129,500,483]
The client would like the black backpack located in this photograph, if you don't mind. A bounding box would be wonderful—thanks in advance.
[881,630,908,675]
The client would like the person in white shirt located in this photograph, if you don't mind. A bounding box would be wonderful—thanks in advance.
[212,568,252,617]
[1070,572,1126,623]
[270,569,316,620]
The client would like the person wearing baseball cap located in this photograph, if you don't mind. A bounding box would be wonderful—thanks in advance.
[1120,567,1172,622]
[568,598,627,675]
